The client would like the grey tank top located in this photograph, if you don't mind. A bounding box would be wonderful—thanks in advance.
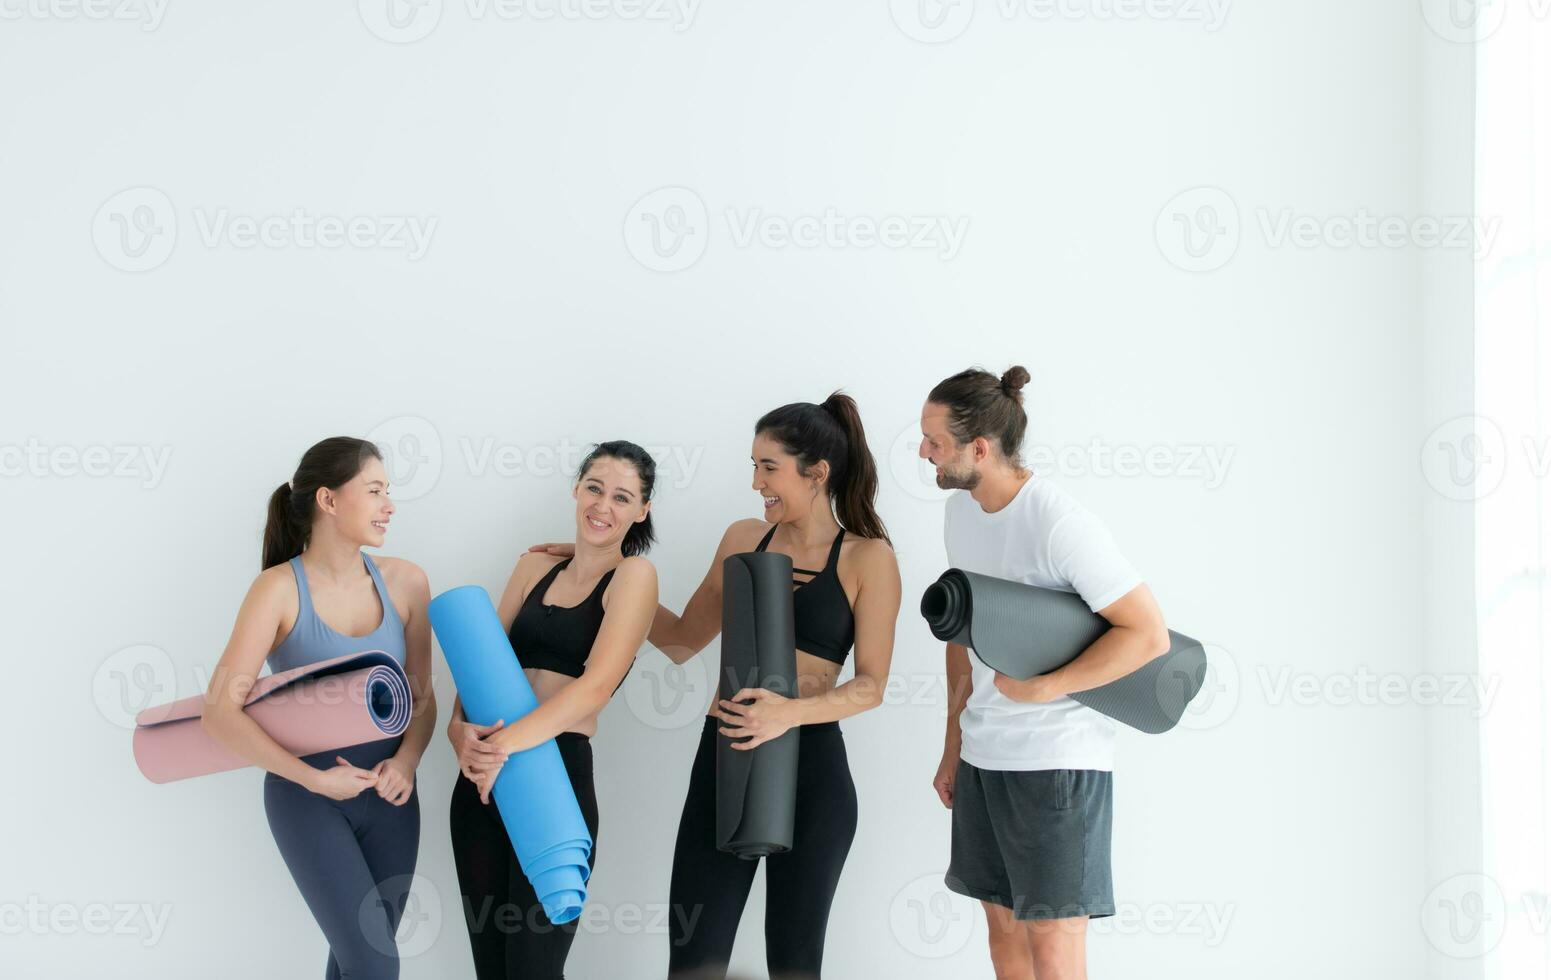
[267,553,407,673]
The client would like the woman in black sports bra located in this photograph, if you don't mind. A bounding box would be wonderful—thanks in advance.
[564,392,900,979]
[445,441,660,980]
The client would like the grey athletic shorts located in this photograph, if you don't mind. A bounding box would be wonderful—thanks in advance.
[945,759,1115,920]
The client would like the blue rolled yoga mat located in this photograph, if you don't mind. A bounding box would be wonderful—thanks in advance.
[428,585,593,925]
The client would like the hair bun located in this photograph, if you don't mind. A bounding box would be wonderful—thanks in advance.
[1000,365,1030,395]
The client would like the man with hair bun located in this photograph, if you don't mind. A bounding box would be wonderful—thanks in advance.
[918,365,1172,980]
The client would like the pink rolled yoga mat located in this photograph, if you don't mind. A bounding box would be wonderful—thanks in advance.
[132,649,413,784]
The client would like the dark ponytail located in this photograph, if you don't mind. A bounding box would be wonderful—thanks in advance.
[262,437,384,571]
[576,440,657,557]
[756,391,890,543]
[927,364,1031,465]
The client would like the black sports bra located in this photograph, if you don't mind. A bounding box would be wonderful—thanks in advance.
[755,524,855,666]
[508,558,620,685]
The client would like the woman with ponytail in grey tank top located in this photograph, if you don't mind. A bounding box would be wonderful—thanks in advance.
[201,437,437,979]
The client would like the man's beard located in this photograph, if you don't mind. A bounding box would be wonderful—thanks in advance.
[935,462,979,491]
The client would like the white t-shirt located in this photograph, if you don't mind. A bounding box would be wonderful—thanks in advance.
[944,475,1142,772]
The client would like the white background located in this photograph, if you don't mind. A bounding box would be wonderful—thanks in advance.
[0,1,1486,977]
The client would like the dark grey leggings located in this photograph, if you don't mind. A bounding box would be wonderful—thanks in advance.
[264,737,421,980]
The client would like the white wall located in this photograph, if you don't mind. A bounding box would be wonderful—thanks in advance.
[0,1,1471,977]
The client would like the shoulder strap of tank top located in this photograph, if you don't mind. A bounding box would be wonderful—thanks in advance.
[824,528,845,571]
[288,556,315,618]
[755,524,778,552]
[526,557,570,608]
[361,553,397,622]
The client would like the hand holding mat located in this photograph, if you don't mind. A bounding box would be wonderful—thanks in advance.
[716,551,801,860]
[428,585,593,925]
[921,569,1206,734]
[132,649,412,784]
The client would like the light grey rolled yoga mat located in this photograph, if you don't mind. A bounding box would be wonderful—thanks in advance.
[921,569,1207,734]
[716,551,801,859]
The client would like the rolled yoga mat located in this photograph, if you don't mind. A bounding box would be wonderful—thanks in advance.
[132,649,413,784]
[920,569,1207,734]
[716,551,801,860]
[428,584,593,925]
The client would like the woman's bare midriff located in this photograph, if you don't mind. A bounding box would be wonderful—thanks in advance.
[702,648,842,717]
[525,666,602,738]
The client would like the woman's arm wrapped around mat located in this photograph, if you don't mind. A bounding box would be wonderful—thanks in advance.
[472,557,659,802]
[993,583,1171,703]
[446,694,510,781]
[199,566,380,800]
[933,641,973,808]
[716,536,902,749]
[371,557,435,805]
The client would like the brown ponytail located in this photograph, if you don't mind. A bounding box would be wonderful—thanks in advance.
[261,437,384,570]
[756,391,890,543]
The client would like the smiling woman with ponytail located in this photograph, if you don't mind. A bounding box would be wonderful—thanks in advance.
[531,390,902,978]
[201,436,437,979]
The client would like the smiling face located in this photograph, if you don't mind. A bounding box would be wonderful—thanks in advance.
[572,455,650,551]
[315,454,395,547]
[751,430,828,523]
[919,400,981,491]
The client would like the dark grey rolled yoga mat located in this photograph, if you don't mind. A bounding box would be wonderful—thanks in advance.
[921,569,1207,734]
[716,551,802,859]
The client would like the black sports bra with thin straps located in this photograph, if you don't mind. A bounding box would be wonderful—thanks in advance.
[508,557,618,683]
[755,524,855,666]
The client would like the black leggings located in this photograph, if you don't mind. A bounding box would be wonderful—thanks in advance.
[263,737,421,980]
[449,732,599,980]
[668,716,858,980]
